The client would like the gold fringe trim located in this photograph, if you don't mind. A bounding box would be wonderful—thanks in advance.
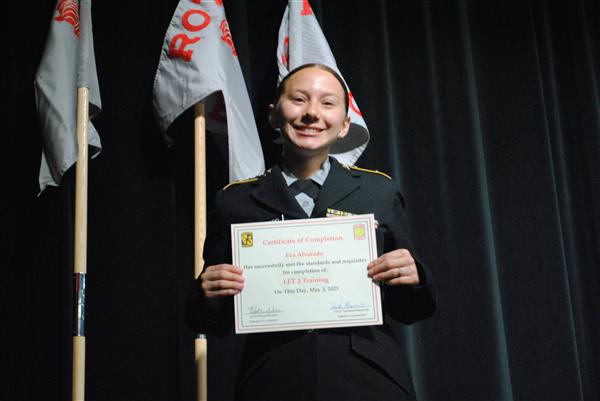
[223,177,259,190]
[348,165,392,180]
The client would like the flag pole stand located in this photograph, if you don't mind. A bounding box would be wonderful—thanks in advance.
[72,87,89,401]
[194,102,208,401]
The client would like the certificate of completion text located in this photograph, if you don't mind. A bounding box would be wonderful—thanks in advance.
[231,214,382,334]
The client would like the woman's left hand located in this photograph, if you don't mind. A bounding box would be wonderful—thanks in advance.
[367,248,420,286]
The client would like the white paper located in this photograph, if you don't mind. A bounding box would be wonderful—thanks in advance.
[231,214,382,334]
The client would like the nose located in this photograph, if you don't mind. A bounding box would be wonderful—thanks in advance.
[301,101,319,123]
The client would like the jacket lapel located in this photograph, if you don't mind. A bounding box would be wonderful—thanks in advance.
[250,166,308,219]
[312,158,361,217]
[250,159,361,219]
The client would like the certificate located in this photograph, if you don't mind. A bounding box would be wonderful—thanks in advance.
[231,214,382,334]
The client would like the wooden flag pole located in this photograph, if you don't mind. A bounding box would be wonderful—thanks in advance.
[194,102,208,401]
[73,87,89,401]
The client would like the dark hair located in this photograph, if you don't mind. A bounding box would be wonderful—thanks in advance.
[274,63,350,112]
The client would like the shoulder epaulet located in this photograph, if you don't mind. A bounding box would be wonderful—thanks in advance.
[346,165,392,180]
[222,177,259,190]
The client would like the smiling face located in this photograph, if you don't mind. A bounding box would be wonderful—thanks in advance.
[270,66,350,161]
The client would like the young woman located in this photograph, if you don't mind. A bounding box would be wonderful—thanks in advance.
[186,63,436,401]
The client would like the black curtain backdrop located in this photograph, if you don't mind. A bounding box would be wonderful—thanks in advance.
[5,0,600,400]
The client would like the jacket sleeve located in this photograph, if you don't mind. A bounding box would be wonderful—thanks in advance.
[185,190,235,335]
[382,187,436,324]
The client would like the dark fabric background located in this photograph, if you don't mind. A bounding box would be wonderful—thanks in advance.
[4,0,599,400]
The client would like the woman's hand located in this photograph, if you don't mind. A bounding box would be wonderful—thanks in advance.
[200,264,245,299]
[367,249,420,286]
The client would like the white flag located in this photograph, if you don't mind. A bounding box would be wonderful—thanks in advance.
[277,0,370,166]
[153,0,265,182]
[34,0,102,193]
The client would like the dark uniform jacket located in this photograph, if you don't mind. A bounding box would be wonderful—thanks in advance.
[186,157,436,401]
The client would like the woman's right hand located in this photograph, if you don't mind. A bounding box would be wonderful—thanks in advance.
[200,264,245,299]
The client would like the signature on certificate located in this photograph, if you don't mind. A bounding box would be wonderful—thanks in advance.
[247,305,284,315]
[329,300,370,311]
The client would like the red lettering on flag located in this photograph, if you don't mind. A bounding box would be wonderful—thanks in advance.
[220,19,237,57]
[55,0,80,37]
[168,33,201,62]
[182,9,211,32]
[301,0,313,16]
[348,91,362,117]
[281,36,289,67]
[188,0,222,6]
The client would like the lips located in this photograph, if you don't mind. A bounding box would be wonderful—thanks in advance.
[293,125,324,136]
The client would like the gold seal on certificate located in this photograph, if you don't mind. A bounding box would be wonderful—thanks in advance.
[231,214,382,334]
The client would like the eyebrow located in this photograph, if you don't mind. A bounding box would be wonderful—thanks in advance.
[287,89,343,99]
